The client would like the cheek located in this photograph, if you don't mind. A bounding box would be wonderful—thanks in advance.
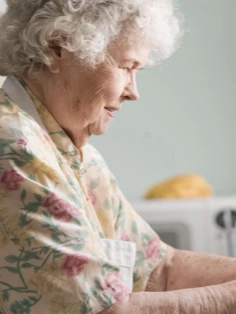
[103,72,126,101]
[88,70,127,120]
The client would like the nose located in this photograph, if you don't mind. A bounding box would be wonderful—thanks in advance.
[123,72,139,101]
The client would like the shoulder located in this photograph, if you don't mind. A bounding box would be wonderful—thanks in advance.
[0,89,32,153]
[0,88,21,118]
[0,88,38,137]
[0,89,57,164]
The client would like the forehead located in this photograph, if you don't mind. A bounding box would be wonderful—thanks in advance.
[109,39,151,65]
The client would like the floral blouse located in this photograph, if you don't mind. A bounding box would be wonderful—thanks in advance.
[0,76,167,314]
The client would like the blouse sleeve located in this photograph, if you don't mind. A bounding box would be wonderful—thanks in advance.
[0,124,130,314]
[109,172,168,293]
[82,144,168,294]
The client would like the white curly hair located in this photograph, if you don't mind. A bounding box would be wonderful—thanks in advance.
[0,0,183,75]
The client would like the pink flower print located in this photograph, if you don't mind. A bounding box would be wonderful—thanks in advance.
[40,129,51,142]
[120,231,131,242]
[17,138,27,146]
[145,235,161,263]
[43,193,82,222]
[87,187,97,206]
[0,169,24,191]
[62,254,90,278]
[102,272,130,301]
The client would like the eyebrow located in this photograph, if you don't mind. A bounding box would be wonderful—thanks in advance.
[122,58,145,69]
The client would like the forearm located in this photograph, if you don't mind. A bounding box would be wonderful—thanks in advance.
[146,246,236,292]
[100,281,236,314]
[166,248,236,291]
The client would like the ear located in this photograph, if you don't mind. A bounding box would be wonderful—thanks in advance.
[46,42,62,74]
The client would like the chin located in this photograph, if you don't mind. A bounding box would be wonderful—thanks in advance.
[92,129,108,136]
[91,125,110,136]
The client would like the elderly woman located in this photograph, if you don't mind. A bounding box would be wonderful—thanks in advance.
[0,0,236,313]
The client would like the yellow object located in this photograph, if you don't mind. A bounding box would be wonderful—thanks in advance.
[144,174,213,200]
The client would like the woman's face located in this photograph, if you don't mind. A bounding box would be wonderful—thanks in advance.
[41,39,150,147]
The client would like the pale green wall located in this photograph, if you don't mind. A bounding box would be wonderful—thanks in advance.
[0,0,6,14]
[1,1,235,200]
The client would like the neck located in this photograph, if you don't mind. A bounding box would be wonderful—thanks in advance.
[20,73,90,148]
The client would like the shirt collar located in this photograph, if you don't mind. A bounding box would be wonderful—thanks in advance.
[8,75,84,167]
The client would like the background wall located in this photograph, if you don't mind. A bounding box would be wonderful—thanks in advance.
[1,0,236,200]
[0,0,6,14]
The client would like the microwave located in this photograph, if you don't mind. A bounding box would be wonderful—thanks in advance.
[132,197,236,257]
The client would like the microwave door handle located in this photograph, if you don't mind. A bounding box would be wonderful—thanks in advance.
[223,210,235,257]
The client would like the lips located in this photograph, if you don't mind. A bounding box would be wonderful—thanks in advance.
[105,107,115,118]
[104,105,122,118]
[104,106,120,112]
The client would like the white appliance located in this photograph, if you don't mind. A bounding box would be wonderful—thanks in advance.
[132,197,236,257]
[0,76,6,87]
